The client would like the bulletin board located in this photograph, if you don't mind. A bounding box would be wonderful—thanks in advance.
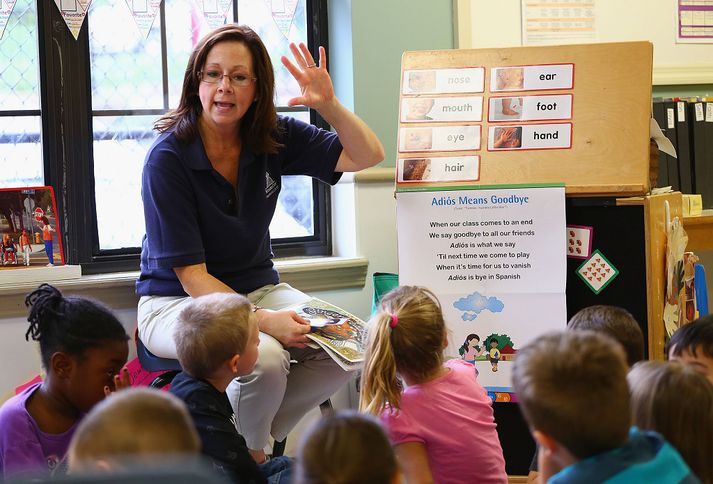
[397,41,653,197]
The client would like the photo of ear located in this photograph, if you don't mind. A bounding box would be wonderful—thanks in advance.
[494,67,524,91]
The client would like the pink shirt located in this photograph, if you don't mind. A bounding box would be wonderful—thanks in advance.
[381,359,507,484]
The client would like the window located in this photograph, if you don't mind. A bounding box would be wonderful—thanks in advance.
[0,0,331,273]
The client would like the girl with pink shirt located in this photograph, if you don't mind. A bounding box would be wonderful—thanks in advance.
[360,286,507,484]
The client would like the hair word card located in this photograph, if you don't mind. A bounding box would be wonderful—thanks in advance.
[401,96,484,123]
[487,123,571,151]
[490,64,574,92]
[402,68,485,95]
[400,126,481,152]
[488,94,573,122]
[398,156,480,183]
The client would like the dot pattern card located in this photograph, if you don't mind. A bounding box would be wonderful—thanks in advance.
[576,250,619,294]
[566,224,593,259]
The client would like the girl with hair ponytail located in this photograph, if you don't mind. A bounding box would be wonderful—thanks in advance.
[360,286,507,484]
[0,284,130,480]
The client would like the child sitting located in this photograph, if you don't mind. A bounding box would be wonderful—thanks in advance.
[0,284,130,480]
[294,410,399,484]
[668,315,713,385]
[628,361,713,483]
[67,387,200,473]
[169,292,291,483]
[360,285,507,484]
[513,331,696,484]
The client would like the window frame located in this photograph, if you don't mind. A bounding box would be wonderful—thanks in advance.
[36,0,332,274]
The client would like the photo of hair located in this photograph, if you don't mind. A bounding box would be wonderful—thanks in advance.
[401,159,432,181]
[492,126,522,149]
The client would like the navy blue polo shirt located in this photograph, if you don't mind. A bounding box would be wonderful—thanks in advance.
[136,116,343,297]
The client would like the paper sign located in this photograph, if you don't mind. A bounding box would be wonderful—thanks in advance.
[566,225,593,259]
[401,96,483,123]
[0,0,16,40]
[487,123,571,151]
[488,94,573,122]
[402,68,485,95]
[399,126,481,153]
[269,0,297,38]
[490,64,574,92]
[54,0,92,40]
[201,0,232,29]
[125,0,162,38]
[398,156,480,183]
[577,250,619,294]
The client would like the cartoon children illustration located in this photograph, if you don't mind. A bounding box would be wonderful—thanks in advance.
[459,334,485,364]
[489,338,501,372]
[19,230,32,266]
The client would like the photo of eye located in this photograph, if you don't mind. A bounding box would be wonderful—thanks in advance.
[402,128,433,151]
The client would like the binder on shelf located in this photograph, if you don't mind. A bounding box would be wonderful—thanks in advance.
[652,99,669,188]
[662,99,680,191]
[689,100,712,207]
[675,99,693,194]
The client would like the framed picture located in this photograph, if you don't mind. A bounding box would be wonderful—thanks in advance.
[0,186,66,269]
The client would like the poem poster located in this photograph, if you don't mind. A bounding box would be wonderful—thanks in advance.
[396,186,567,391]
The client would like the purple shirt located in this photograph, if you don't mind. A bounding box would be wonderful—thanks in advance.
[0,383,78,479]
[381,359,507,484]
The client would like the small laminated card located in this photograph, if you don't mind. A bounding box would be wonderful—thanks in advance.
[566,225,593,259]
[576,250,619,294]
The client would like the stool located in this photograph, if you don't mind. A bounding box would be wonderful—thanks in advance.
[135,331,182,389]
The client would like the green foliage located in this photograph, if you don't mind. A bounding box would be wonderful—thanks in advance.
[485,333,514,350]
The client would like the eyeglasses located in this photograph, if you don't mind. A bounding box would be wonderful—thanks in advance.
[199,70,257,88]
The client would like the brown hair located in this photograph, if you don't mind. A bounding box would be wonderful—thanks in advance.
[359,286,446,415]
[173,292,256,379]
[628,361,713,483]
[295,410,397,484]
[67,387,199,470]
[154,24,281,154]
[512,330,630,459]
[568,305,644,367]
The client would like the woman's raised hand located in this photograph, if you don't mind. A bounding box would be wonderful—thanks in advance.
[281,43,335,111]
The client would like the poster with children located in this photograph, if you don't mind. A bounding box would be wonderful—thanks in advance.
[396,186,567,392]
[0,187,65,269]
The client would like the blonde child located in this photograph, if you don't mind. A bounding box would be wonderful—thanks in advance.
[513,331,695,483]
[294,410,399,484]
[628,361,713,483]
[0,284,130,480]
[360,286,507,484]
[169,292,291,483]
[67,387,200,473]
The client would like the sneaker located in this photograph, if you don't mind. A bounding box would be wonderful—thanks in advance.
[46,263,54,267]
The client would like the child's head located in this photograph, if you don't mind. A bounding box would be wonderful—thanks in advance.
[490,339,498,348]
[667,315,713,384]
[295,410,398,484]
[460,333,480,353]
[67,387,200,473]
[568,305,644,367]
[173,292,259,380]
[627,360,713,484]
[512,331,630,460]
[24,284,129,412]
[359,285,446,415]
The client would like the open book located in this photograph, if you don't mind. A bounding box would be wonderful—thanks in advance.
[286,297,367,371]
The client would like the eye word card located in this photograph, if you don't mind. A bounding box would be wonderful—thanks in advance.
[487,124,571,151]
[488,94,573,122]
[400,126,481,153]
[401,96,484,123]
[402,68,485,95]
[490,64,574,92]
[399,156,480,183]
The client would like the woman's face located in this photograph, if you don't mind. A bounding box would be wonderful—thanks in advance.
[198,41,257,134]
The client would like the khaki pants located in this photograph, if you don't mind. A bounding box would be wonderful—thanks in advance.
[137,283,354,449]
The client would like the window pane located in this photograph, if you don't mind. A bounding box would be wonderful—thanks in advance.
[0,116,42,187]
[0,0,39,110]
[88,0,164,110]
[93,116,157,250]
[237,0,306,106]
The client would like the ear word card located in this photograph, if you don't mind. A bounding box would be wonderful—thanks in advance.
[576,250,619,294]
[490,64,574,92]
[402,68,485,95]
[399,126,481,153]
[398,156,480,183]
[566,225,593,259]
[401,96,484,123]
